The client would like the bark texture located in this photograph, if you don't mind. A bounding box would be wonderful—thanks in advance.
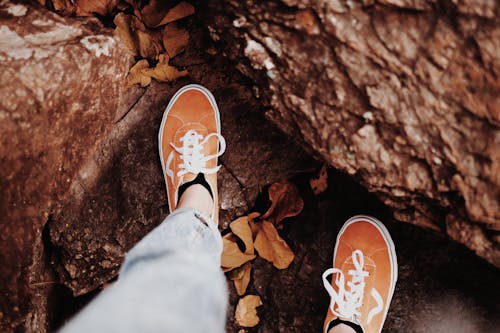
[0,2,130,331]
[206,0,500,266]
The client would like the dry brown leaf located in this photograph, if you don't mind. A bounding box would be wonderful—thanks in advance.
[142,54,188,82]
[254,221,294,269]
[229,262,252,296]
[248,212,261,221]
[75,0,119,17]
[230,216,254,255]
[227,261,246,280]
[114,13,163,58]
[310,165,328,195]
[114,13,136,54]
[235,295,263,327]
[221,233,256,271]
[157,1,195,26]
[127,54,186,87]
[248,221,260,239]
[140,0,194,28]
[139,0,168,27]
[247,212,262,238]
[126,59,151,87]
[163,23,189,58]
[262,181,304,228]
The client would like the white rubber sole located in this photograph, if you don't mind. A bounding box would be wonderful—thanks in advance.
[158,84,222,214]
[333,215,398,331]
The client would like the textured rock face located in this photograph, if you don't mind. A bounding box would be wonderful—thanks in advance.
[48,55,313,298]
[0,2,130,331]
[2,0,498,331]
[206,0,500,266]
[0,2,312,329]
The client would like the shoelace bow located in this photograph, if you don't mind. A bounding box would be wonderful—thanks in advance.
[166,130,226,183]
[322,250,383,325]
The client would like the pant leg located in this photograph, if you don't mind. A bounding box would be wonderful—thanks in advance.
[60,208,228,333]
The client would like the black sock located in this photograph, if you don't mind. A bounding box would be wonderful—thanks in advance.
[177,173,213,201]
[326,319,364,333]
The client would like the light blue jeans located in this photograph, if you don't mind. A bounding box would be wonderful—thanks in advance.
[60,208,228,333]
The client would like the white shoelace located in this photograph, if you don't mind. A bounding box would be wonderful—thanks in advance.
[322,250,383,325]
[165,130,226,184]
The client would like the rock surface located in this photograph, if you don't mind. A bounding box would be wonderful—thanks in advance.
[48,71,312,296]
[0,1,128,331]
[2,0,499,331]
[206,0,500,266]
[0,4,312,330]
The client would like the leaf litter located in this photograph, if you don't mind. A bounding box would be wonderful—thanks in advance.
[40,0,194,87]
[221,180,305,328]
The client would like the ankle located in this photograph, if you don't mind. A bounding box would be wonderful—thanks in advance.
[177,184,213,217]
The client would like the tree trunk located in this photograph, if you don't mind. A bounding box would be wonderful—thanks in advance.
[205,0,500,266]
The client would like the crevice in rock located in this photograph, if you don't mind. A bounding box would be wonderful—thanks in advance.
[114,89,147,124]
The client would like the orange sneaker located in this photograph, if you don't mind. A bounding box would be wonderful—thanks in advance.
[158,84,225,224]
[322,215,397,333]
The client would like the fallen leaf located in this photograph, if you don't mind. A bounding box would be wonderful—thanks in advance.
[126,54,187,87]
[126,59,151,87]
[157,1,195,27]
[138,0,167,27]
[230,216,254,255]
[221,233,256,271]
[248,212,261,221]
[75,0,119,17]
[254,221,294,269]
[310,165,328,195]
[229,262,252,296]
[114,13,163,58]
[142,54,188,82]
[227,262,246,280]
[162,23,189,58]
[262,181,304,228]
[247,212,262,238]
[238,330,246,333]
[235,295,262,327]
[140,1,194,28]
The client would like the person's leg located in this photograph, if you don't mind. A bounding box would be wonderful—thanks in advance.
[60,204,227,333]
[178,183,213,215]
[60,85,228,333]
[322,215,398,333]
